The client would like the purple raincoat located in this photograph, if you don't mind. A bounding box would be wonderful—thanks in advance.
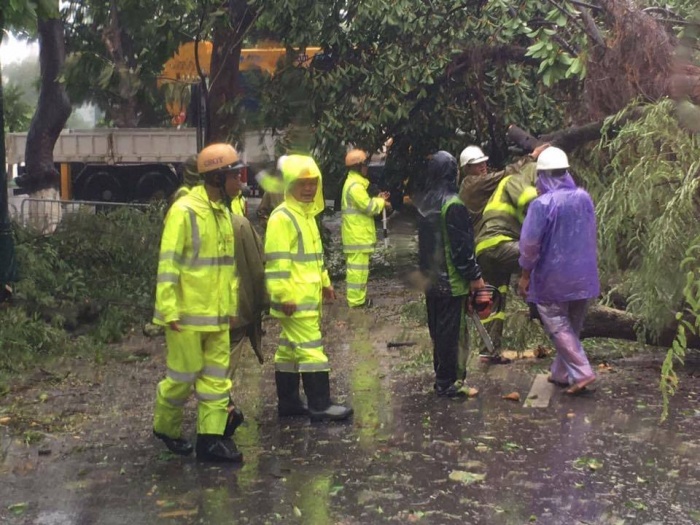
[519,172,600,304]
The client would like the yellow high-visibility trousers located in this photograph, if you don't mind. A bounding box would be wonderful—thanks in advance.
[274,317,330,373]
[153,328,232,437]
[345,252,370,307]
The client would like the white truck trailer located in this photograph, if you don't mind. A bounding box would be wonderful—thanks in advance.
[5,128,276,202]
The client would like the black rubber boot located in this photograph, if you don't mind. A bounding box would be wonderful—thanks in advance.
[196,434,243,463]
[275,371,309,417]
[223,405,244,439]
[435,380,466,398]
[153,430,193,456]
[302,372,353,423]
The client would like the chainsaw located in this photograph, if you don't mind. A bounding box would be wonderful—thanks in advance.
[466,284,501,359]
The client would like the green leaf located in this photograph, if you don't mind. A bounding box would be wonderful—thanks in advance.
[502,442,521,452]
[526,41,546,56]
[449,470,486,485]
[625,500,647,511]
[572,457,603,471]
[7,503,29,516]
[97,63,115,90]
[328,485,344,496]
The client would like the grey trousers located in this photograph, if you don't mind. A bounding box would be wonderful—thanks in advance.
[536,300,595,385]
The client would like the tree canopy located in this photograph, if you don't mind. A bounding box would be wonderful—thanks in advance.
[61,0,201,127]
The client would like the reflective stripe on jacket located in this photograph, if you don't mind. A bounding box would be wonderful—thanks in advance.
[153,185,238,331]
[459,157,533,226]
[341,171,385,253]
[475,164,537,255]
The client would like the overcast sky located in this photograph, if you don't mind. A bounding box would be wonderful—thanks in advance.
[0,34,39,67]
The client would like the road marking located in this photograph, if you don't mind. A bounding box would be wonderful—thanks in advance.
[524,373,556,408]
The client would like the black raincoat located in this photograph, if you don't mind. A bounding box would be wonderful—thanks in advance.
[415,151,481,297]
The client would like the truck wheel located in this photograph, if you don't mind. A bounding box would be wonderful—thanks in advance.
[81,171,124,203]
[136,172,177,202]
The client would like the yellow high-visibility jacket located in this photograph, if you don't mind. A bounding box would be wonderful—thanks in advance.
[153,185,239,331]
[265,155,330,319]
[475,164,538,256]
[341,171,385,253]
[231,195,246,217]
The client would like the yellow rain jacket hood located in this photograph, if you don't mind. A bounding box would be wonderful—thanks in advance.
[281,154,325,216]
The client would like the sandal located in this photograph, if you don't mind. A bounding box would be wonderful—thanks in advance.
[565,376,596,395]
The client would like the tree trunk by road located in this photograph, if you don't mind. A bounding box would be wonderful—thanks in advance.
[102,0,139,128]
[23,15,72,195]
[582,305,698,349]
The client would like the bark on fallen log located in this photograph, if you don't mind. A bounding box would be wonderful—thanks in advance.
[581,304,700,349]
[507,108,647,154]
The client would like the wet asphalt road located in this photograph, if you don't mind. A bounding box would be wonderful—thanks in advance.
[1,212,699,524]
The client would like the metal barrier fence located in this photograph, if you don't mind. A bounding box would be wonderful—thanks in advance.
[15,198,151,234]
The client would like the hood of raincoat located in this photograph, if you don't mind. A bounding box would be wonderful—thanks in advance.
[281,154,325,216]
[182,155,200,186]
[184,184,229,218]
[414,151,459,216]
[536,171,576,194]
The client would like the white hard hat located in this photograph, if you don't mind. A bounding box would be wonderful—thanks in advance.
[536,147,569,171]
[459,145,489,167]
[276,155,289,172]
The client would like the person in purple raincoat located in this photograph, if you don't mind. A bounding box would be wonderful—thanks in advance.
[517,147,600,395]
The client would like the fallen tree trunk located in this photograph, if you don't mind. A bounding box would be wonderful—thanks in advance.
[581,305,700,349]
[507,107,647,153]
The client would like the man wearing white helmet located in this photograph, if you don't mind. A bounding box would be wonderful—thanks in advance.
[518,147,599,395]
[466,143,550,364]
[458,145,538,227]
[458,145,502,227]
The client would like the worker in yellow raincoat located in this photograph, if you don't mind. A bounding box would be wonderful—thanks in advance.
[341,149,391,307]
[152,143,244,463]
[265,155,353,422]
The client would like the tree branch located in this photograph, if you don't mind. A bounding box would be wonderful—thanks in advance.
[545,0,591,41]
[578,6,606,48]
[568,0,602,11]
[507,107,646,153]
